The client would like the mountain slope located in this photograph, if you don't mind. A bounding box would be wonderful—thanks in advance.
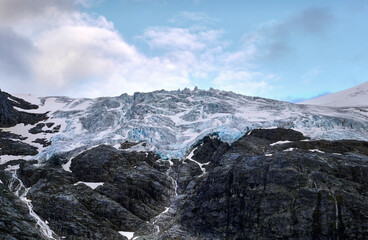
[1,89,368,239]
[302,81,368,107]
[1,128,367,239]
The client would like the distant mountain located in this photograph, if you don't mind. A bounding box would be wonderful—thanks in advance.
[302,81,368,107]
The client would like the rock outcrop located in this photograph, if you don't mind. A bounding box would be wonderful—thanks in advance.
[0,138,38,156]
[0,90,48,128]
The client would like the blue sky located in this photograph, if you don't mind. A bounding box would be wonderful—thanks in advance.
[0,0,367,101]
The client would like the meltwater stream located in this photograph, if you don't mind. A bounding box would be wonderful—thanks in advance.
[7,166,59,240]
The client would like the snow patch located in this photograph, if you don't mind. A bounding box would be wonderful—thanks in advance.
[119,231,134,239]
[5,164,20,171]
[309,149,325,153]
[302,81,368,107]
[168,159,173,166]
[7,97,19,104]
[74,182,104,190]
[270,140,292,146]
[0,123,45,151]
[161,207,170,214]
[0,155,33,165]
[186,146,209,176]
[13,94,42,106]
[62,158,73,172]
[283,148,296,152]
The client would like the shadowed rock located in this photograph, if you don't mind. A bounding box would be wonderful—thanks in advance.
[0,90,48,128]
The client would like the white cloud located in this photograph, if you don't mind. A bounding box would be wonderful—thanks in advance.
[1,0,275,98]
[0,3,194,97]
[31,21,194,97]
[0,0,76,24]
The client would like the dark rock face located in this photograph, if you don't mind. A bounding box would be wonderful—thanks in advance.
[16,160,131,240]
[248,128,308,142]
[0,182,46,240]
[191,135,231,165]
[28,123,46,134]
[0,138,38,156]
[0,91,45,162]
[0,146,175,239]
[1,128,368,240]
[119,141,142,150]
[180,129,368,240]
[70,145,124,182]
[71,145,175,221]
[29,122,61,134]
[32,138,51,147]
[0,130,27,140]
[0,90,48,128]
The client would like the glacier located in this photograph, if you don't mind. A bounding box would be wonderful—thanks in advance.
[3,88,368,162]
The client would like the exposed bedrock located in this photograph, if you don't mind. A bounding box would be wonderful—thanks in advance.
[0,128,367,239]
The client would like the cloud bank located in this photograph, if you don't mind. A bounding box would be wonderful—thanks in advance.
[0,0,333,98]
[0,0,197,97]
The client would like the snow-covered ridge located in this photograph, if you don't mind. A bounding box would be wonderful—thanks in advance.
[301,81,368,107]
[2,88,368,161]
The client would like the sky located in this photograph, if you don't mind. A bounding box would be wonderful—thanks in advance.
[0,0,367,102]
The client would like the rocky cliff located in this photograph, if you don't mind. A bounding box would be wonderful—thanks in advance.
[1,128,367,239]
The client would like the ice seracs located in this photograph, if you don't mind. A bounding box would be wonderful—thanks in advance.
[3,87,368,163]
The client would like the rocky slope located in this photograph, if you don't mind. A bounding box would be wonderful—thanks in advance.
[1,89,368,239]
[1,128,367,239]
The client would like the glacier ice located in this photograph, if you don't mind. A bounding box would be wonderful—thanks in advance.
[5,88,368,161]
